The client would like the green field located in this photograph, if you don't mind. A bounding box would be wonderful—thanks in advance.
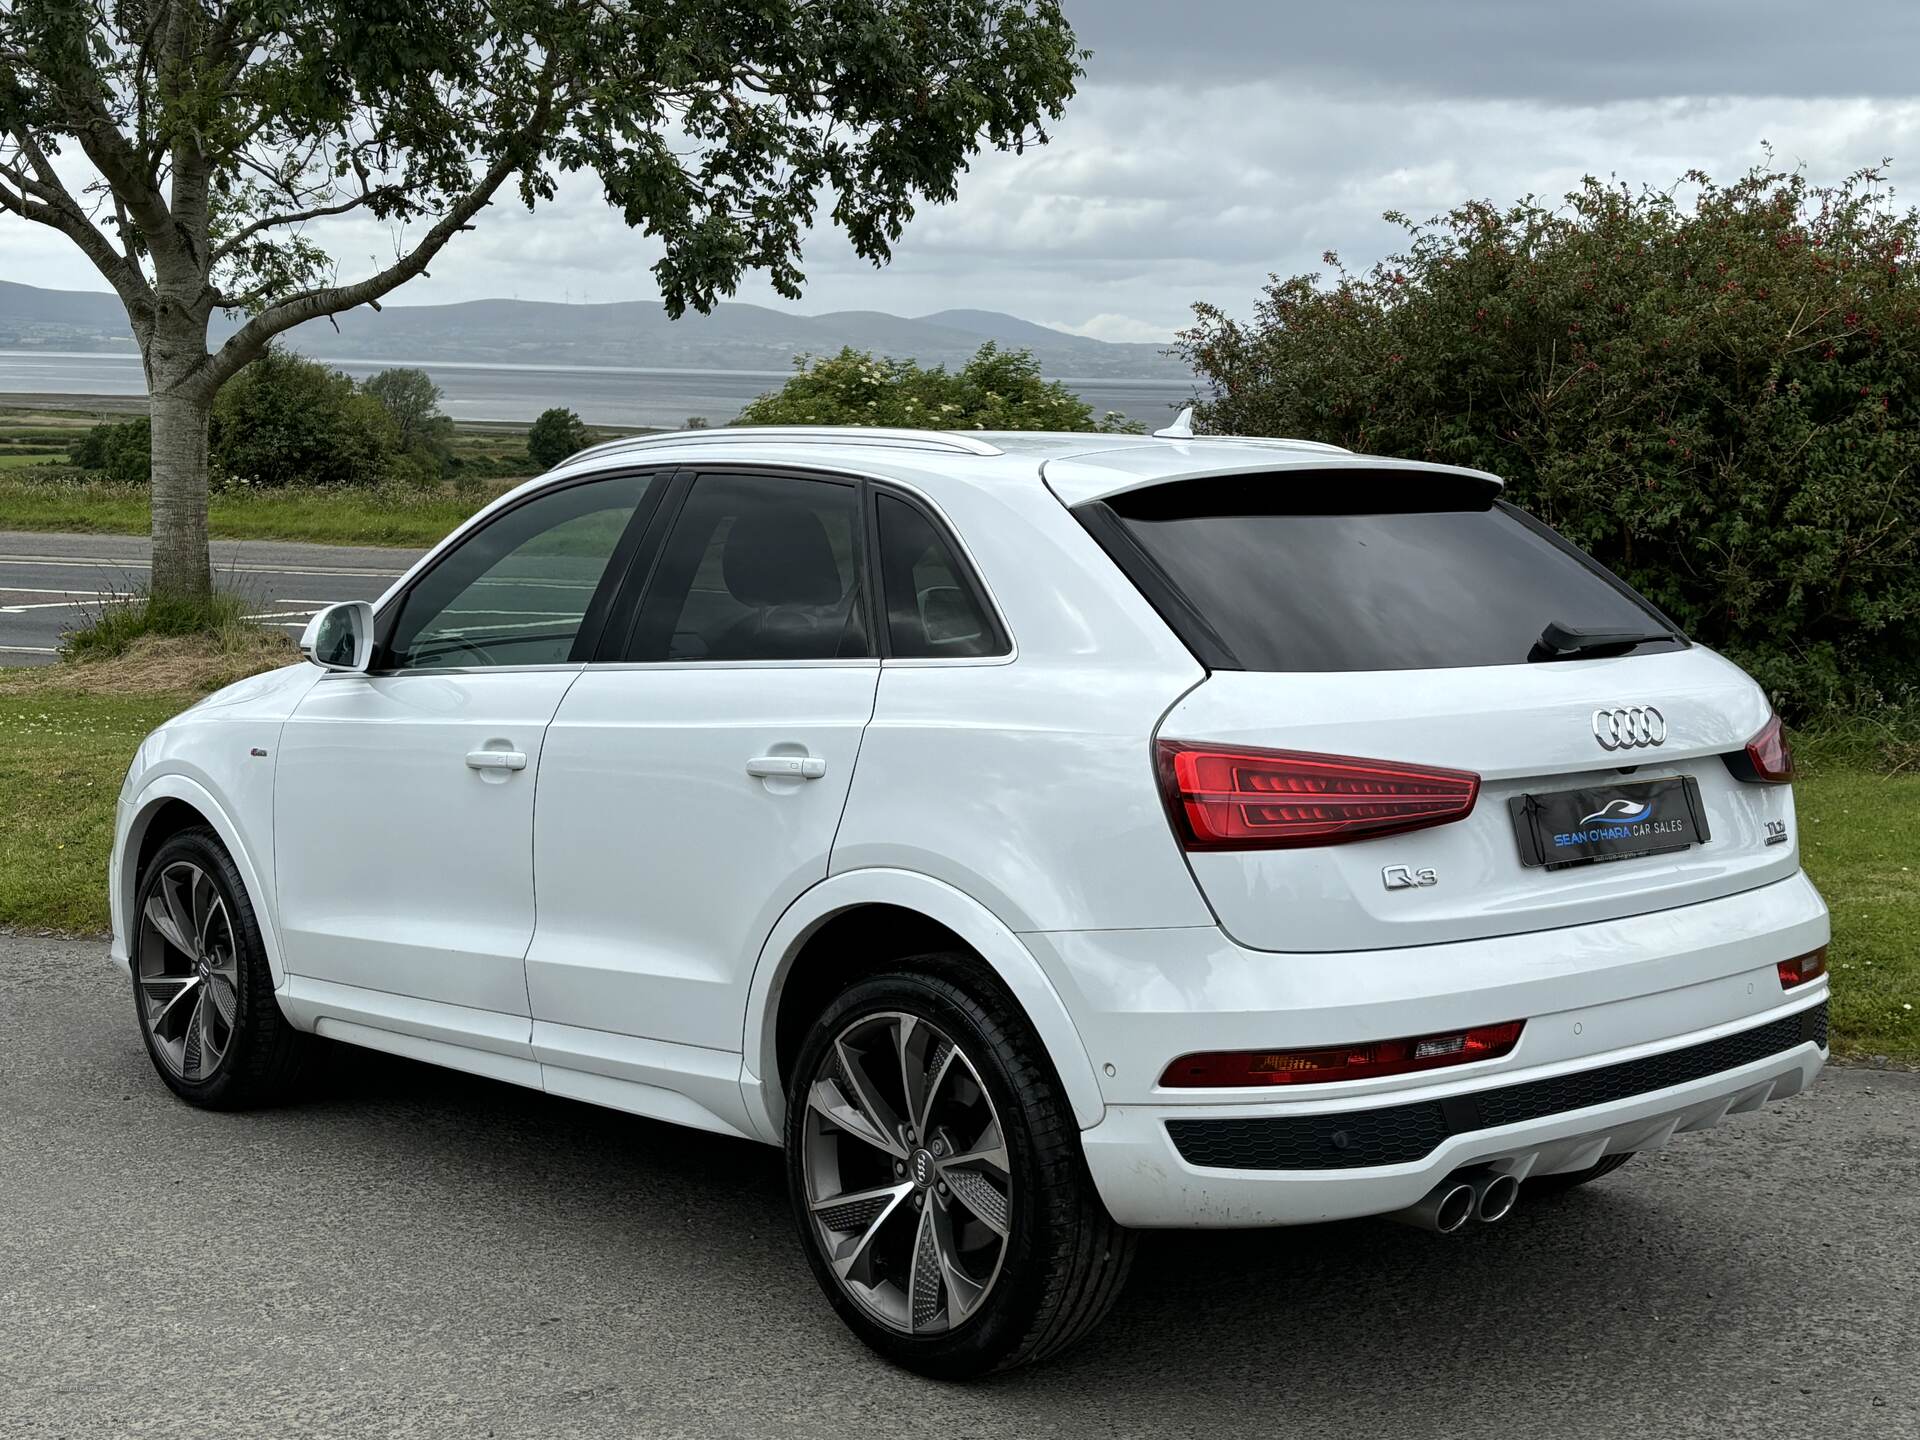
[0,403,550,546]
[0,473,510,546]
[0,650,1912,1064]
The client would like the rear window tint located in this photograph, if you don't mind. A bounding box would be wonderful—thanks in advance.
[1086,476,1682,673]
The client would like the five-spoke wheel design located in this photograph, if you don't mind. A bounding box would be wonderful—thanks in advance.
[136,859,240,1083]
[801,1010,1013,1336]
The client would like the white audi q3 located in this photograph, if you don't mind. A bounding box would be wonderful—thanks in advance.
[110,422,1830,1377]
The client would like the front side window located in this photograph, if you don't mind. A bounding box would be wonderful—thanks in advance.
[386,474,652,670]
[876,493,1004,658]
[625,472,869,661]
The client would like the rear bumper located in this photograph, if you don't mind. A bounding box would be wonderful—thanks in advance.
[1080,997,1825,1227]
[1019,870,1830,1228]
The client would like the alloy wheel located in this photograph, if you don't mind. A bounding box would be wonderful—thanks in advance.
[136,860,240,1083]
[800,1010,1014,1335]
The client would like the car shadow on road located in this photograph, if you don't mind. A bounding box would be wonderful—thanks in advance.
[297,1040,1830,1419]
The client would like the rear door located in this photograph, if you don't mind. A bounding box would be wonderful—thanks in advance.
[1069,469,1797,952]
[525,469,879,1052]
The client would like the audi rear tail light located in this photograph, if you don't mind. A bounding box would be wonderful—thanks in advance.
[1156,741,1480,850]
[1777,947,1827,989]
[1725,712,1794,784]
[1161,1021,1525,1088]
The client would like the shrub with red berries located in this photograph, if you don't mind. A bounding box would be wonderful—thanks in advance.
[1179,163,1920,714]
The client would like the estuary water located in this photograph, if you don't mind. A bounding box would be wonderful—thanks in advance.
[0,351,1197,430]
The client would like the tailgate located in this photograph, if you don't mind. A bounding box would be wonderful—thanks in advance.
[1158,647,1799,951]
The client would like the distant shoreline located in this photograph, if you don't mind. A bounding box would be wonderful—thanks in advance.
[0,348,1195,389]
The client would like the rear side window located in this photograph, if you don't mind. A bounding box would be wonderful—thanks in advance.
[625,471,869,662]
[1084,473,1682,673]
[875,493,1005,659]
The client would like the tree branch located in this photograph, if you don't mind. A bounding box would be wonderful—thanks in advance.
[211,187,405,261]
[1,130,154,319]
[198,145,541,395]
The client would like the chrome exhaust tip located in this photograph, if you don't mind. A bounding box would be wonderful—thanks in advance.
[1472,1171,1520,1224]
[1387,1177,1477,1234]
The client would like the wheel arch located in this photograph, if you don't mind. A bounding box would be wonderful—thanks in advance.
[121,776,287,988]
[742,868,1106,1141]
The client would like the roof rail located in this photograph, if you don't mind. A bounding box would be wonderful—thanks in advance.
[569,425,1005,465]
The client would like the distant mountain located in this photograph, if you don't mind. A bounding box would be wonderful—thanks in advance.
[0,280,1189,381]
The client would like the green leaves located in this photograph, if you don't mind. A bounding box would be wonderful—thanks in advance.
[1180,163,1920,716]
[5,1,1081,322]
[734,343,1141,433]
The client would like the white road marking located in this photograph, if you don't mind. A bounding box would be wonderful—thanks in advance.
[0,553,406,579]
[0,644,58,654]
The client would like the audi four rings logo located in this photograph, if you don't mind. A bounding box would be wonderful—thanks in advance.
[1592,705,1667,750]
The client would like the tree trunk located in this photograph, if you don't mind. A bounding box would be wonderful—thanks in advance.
[144,310,215,604]
[147,385,213,601]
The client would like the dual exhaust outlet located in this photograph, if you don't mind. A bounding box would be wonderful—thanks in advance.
[1388,1168,1520,1234]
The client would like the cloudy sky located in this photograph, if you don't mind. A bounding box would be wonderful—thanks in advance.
[7,1,1920,343]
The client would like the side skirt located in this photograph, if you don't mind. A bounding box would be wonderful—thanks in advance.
[279,976,762,1142]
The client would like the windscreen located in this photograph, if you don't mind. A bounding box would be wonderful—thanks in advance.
[1091,475,1682,672]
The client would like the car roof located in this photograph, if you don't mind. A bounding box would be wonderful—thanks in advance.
[549,425,1504,508]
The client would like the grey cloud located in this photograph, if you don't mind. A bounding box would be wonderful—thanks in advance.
[1069,0,1920,102]
[7,6,1919,349]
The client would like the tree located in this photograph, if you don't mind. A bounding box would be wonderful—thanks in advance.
[1177,163,1920,711]
[68,414,151,483]
[527,406,592,468]
[0,2,1083,601]
[736,343,1142,432]
[210,347,402,486]
[362,368,450,458]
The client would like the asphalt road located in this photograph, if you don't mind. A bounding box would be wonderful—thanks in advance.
[2,933,1915,1440]
[0,530,421,663]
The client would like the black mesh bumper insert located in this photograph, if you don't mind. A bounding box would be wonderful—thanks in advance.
[1164,1000,1827,1172]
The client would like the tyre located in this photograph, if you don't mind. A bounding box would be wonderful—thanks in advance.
[785,957,1135,1378]
[1527,1152,1635,1194]
[131,827,310,1108]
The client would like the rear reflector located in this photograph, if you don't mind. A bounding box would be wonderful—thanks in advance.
[1726,712,1794,784]
[1156,741,1479,850]
[1777,947,1828,989]
[1161,1021,1525,1088]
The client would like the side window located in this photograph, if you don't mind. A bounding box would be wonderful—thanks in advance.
[386,474,652,670]
[625,472,869,662]
[876,492,1003,658]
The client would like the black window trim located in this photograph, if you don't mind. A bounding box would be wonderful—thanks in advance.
[368,465,675,676]
[866,480,1013,663]
[596,462,880,667]
[1071,497,1241,671]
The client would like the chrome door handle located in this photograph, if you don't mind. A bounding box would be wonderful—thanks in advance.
[465,749,528,771]
[746,754,826,780]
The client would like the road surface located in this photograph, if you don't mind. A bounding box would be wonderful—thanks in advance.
[0,530,420,663]
[1,933,1915,1438]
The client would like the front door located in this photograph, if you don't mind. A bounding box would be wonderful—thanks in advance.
[274,471,661,1016]
[526,469,879,1051]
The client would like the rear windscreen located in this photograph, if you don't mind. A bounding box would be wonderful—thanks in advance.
[1085,475,1683,673]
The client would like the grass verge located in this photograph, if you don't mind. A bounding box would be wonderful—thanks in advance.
[0,474,514,547]
[1793,737,1920,1063]
[0,650,1913,1065]
[0,629,297,933]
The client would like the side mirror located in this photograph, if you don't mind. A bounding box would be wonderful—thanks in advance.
[300,601,375,673]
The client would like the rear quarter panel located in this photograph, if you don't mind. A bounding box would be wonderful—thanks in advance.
[830,474,1213,932]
